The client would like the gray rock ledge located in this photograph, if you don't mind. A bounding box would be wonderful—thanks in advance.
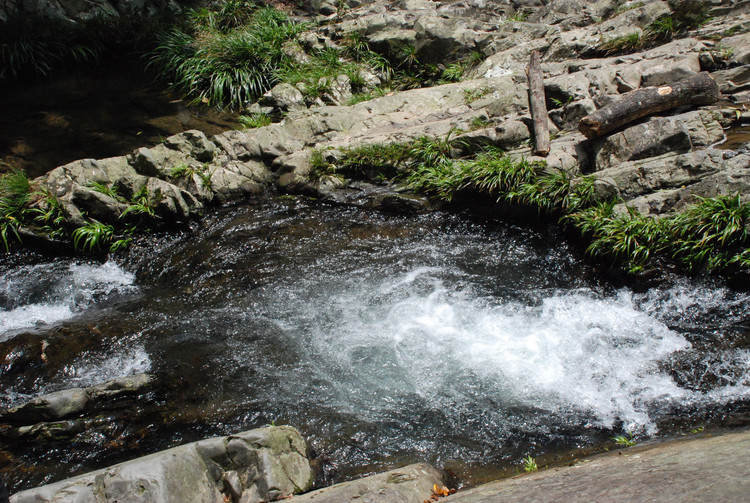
[10,425,314,503]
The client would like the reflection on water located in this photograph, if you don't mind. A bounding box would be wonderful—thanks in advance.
[1,199,749,493]
[0,57,239,178]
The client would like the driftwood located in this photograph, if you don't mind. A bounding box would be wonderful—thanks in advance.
[527,50,550,156]
[578,72,721,139]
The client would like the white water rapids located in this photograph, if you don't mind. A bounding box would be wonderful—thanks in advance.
[1,205,749,486]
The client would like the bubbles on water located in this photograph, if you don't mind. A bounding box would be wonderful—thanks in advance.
[284,266,747,435]
[0,260,137,339]
[59,339,151,390]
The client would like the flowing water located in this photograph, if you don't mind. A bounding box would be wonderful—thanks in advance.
[1,198,750,493]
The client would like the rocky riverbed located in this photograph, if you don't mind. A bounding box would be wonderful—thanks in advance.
[3,0,750,501]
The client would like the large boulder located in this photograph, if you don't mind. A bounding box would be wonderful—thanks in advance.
[10,426,314,503]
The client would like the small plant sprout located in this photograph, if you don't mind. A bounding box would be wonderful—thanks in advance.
[522,455,538,472]
[613,432,637,447]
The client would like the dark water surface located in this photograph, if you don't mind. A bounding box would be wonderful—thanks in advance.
[1,199,750,493]
[0,58,239,179]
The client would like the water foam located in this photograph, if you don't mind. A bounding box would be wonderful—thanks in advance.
[0,260,136,339]
[300,267,731,434]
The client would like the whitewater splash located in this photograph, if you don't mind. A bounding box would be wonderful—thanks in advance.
[281,266,749,435]
[0,260,137,339]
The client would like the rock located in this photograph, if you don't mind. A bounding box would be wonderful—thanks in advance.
[638,53,701,87]
[590,110,726,171]
[286,463,446,503]
[0,388,90,425]
[592,148,747,202]
[721,32,750,64]
[260,83,307,116]
[10,426,314,503]
[441,429,750,503]
[322,74,353,105]
[617,157,750,215]
[163,130,218,164]
[0,374,154,426]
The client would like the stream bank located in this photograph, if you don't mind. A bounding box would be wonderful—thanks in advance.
[2,0,750,500]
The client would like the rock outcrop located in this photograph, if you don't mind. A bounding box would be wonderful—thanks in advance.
[10,425,314,503]
[19,0,749,242]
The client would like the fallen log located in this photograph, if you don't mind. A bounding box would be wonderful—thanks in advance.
[578,72,721,139]
[527,50,550,155]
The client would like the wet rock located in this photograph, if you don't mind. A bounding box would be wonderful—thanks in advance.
[1,388,90,425]
[286,463,446,503]
[0,374,154,426]
[368,192,430,213]
[10,425,313,503]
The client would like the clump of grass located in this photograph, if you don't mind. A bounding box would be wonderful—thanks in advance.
[239,112,272,128]
[522,455,538,472]
[0,13,98,79]
[31,188,66,239]
[440,62,465,83]
[0,169,32,250]
[469,116,492,130]
[148,6,306,108]
[600,6,711,55]
[566,194,750,274]
[338,143,413,176]
[601,31,644,54]
[72,219,115,252]
[169,164,214,189]
[308,149,336,181]
[613,432,637,447]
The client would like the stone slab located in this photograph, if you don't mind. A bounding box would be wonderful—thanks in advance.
[442,429,750,503]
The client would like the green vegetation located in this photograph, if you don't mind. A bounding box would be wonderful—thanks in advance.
[601,32,644,54]
[0,13,97,79]
[315,129,750,277]
[613,433,637,447]
[169,164,214,189]
[148,5,306,108]
[238,112,272,128]
[506,12,530,23]
[72,220,115,252]
[566,193,750,274]
[470,116,493,130]
[32,189,66,239]
[0,168,162,254]
[600,7,711,55]
[522,455,538,472]
[0,169,32,251]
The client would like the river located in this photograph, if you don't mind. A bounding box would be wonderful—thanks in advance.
[2,197,749,493]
